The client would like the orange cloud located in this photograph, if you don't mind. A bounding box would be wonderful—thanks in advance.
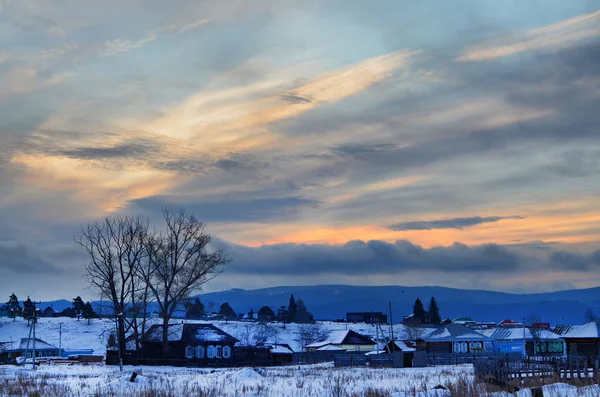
[147,50,417,151]
[458,10,600,61]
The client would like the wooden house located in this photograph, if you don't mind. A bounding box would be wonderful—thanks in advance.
[0,338,60,362]
[41,307,55,318]
[304,330,375,352]
[423,324,491,354]
[481,327,566,357]
[555,321,600,359]
[140,323,238,366]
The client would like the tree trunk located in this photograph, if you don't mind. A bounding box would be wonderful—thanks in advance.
[118,315,126,357]
[161,316,169,360]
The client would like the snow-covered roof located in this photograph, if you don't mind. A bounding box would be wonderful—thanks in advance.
[145,324,184,342]
[269,345,294,354]
[316,344,346,351]
[425,324,489,342]
[10,338,59,351]
[390,340,416,352]
[481,327,563,341]
[561,322,600,339]
[305,330,374,348]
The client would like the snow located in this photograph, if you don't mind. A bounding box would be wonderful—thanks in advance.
[145,323,184,342]
[562,322,600,338]
[481,327,564,341]
[305,330,350,348]
[196,328,226,342]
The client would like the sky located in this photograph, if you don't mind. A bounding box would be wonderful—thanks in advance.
[0,0,599,300]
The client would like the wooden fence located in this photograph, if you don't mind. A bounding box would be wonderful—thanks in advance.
[474,357,600,383]
[428,352,522,366]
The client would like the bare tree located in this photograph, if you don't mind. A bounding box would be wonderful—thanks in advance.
[399,325,427,341]
[254,323,279,345]
[75,216,149,358]
[141,208,230,358]
[584,308,598,323]
[298,323,328,350]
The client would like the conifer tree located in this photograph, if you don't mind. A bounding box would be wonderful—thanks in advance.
[82,302,99,324]
[72,296,85,321]
[413,297,425,324]
[22,297,34,325]
[428,296,441,324]
[6,293,21,322]
[287,294,297,323]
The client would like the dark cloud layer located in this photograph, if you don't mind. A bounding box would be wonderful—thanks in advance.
[0,244,62,274]
[389,215,526,231]
[132,195,320,223]
[216,239,524,276]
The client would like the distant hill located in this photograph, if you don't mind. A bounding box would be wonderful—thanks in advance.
[194,285,600,325]
[36,285,600,325]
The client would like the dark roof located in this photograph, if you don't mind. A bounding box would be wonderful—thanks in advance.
[143,323,238,344]
[553,325,572,336]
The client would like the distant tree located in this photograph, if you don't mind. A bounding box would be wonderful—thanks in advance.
[60,307,77,318]
[6,293,21,322]
[254,323,278,345]
[287,295,297,323]
[584,308,598,323]
[276,306,290,323]
[107,333,117,349]
[82,302,99,325]
[72,296,85,321]
[185,298,205,319]
[22,297,34,325]
[428,297,441,325]
[219,302,236,320]
[298,323,328,349]
[294,299,315,323]
[257,306,275,322]
[413,298,425,324]
[400,325,427,341]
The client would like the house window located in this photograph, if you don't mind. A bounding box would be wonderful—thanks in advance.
[207,345,215,358]
[223,346,231,359]
[185,345,194,359]
[216,346,222,358]
[195,346,204,359]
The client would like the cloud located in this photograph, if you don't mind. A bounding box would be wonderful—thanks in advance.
[0,244,62,274]
[131,195,320,223]
[550,250,600,271]
[99,34,159,56]
[458,10,600,61]
[215,239,527,276]
[388,215,526,231]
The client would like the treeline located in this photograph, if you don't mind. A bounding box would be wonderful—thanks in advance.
[184,294,316,323]
[3,294,98,324]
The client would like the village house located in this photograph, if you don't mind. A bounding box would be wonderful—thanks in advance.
[0,338,61,362]
[555,321,600,359]
[481,326,566,357]
[304,330,375,352]
[40,306,55,318]
[423,324,492,354]
[346,312,388,324]
[138,323,238,366]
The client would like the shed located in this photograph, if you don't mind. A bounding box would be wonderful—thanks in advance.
[304,330,375,352]
[556,321,600,359]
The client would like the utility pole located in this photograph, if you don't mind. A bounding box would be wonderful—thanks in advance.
[389,301,394,343]
[59,323,63,357]
[522,316,527,359]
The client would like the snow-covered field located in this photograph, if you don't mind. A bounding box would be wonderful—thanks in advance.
[1,363,599,397]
